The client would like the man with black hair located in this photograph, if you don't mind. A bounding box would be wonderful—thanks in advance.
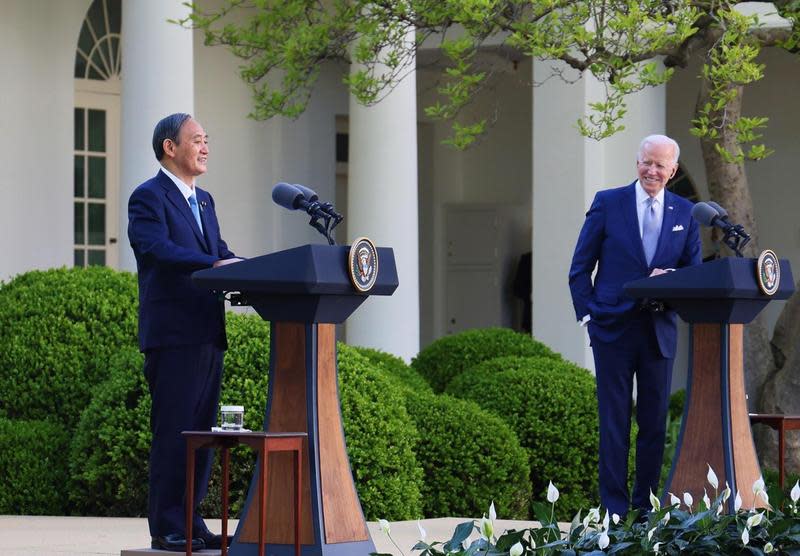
[128,113,241,552]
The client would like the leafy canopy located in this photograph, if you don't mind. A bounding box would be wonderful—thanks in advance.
[180,0,800,152]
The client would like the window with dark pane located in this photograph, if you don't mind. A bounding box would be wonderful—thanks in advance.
[88,156,106,198]
[88,250,106,266]
[75,250,85,267]
[73,0,122,80]
[74,156,85,197]
[88,203,106,245]
[88,110,106,152]
[74,108,85,150]
[74,202,85,245]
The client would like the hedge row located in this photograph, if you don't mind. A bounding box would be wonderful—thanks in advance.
[1,267,608,521]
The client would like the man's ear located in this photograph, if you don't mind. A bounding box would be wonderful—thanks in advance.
[162,138,175,158]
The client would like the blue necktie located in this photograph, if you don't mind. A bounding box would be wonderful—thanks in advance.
[189,193,203,233]
[642,196,661,265]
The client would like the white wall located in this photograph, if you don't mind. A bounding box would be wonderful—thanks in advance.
[0,0,89,281]
[192,1,349,260]
[417,54,533,345]
[667,47,800,335]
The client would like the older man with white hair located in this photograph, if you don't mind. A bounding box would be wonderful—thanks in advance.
[568,134,702,517]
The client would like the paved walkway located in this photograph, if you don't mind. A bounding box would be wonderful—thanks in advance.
[0,516,538,555]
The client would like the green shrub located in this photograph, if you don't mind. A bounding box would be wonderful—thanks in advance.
[0,418,71,515]
[65,313,423,521]
[68,347,150,516]
[404,391,531,519]
[412,328,560,393]
[338,343,424,520]
[0,267,138,427]
[446,355,598,519]
[351,346,432,394]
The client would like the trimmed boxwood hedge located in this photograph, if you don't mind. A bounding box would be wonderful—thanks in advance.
[337,343,424,520]
[0,267,138,427]
[404,390,531,519]
[446,355,599,519]
[67,313,423,521]
[68,347,150,516]
[351,346,432,394]
[411,328,560,393]
[0,418,71,515]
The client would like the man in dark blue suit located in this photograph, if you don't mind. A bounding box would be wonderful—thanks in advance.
[569,135,702,517]
[128,113,241,552]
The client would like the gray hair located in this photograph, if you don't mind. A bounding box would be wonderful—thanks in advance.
[638,134,680,163]
[152,113,192,161]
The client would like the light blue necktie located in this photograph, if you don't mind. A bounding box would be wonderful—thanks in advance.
[188,193,203,233]
[642,196,661,265]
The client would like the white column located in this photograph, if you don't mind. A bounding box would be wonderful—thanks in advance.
[119,0,194,271]
[346,34,420,361]
[532,59,666,371]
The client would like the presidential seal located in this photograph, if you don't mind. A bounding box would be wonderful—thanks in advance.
[348,237,379,292]
[756,249,780,296]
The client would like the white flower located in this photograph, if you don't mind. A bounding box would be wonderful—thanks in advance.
[758,489,770,505]
[654,542,661,554]
[510,542,524,556]
[707,464,719,490]
[765,541,774,553]
[662,512,670,525]
[716,502,724,516]
[598,530,610,549]
[648,527,656,542]
[547,481,560,504]
[703,489,711,510]
[378,519,391,535]
[612,513,620,525]
[792,481,800,504]
[489,501,497,521]
[602,510,610,531]
[417,520,426,541]
[735,491,743,512]
[742,527,750,546]
[480,515,494,540]
[684,492,693,507]
[584,507,600,528]
[722,482,731,502]
[746,511,764,529]
[669,492,680,507]
[650,489,661,511]
[753,477,766,495]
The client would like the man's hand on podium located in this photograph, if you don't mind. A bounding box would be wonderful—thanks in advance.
[213,257,244,268]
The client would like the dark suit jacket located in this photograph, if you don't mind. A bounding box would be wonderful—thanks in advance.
[568,182,702,358]
[128,169,235,352]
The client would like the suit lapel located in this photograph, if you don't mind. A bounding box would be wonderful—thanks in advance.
[620,182,648,268]
[653,190,677,265]
[196,188,216,256]
[158,171,210,251]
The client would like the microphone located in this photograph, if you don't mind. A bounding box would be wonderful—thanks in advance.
[293,183,342,220]
[706,201,728,220]
[691,201,723,228]
[272,182,306,211]
[691,201,750,257]
[270,182,344,245]
[292,183,319,203]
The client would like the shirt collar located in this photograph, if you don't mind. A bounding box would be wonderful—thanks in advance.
[635,180,665,206]
[160,165,196,201]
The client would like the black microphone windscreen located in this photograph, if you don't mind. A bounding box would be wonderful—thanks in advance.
[691,201,719,227]
[706,201,728,219]
[292,183,319,203]
[272,182,304,210]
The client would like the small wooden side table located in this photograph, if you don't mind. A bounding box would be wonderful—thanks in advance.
[749,414,800,489]
[183,431,306,556]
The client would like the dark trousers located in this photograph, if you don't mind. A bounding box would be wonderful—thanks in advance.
[591,315,673,516]
[144,343,224,537]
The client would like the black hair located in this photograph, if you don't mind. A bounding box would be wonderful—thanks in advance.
[152,113,192,161]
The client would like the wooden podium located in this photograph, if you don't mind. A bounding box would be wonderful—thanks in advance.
[193,244,398,555]
[625,257,794,512]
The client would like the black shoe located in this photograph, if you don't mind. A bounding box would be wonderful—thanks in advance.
[151,533,205,552]
[197,532,233,550]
